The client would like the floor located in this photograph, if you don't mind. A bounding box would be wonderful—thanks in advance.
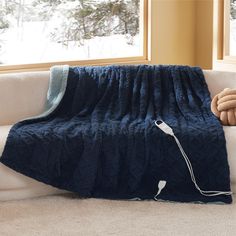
[0,193,235,236]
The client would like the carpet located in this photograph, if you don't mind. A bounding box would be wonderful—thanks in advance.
[0,193,235,236]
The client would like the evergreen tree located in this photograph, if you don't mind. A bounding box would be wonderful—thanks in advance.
[0,13,9,30]
[0,0,140,46]
[0,0,12,30]
[50,0,140,46]
[231,0,236,20]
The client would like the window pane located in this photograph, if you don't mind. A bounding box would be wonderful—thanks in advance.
[230,0,236,55]
[0,0,143,65]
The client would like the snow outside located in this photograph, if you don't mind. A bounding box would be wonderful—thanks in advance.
[0,0,142,65]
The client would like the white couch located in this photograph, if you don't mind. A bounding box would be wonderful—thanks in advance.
[0,70,235,201]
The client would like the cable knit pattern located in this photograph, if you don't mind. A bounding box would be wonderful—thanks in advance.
[0,65,232,204]
[211,88,236,126]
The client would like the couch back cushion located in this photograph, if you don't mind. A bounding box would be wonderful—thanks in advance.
[204,70,236,98]
[0,71,49,125]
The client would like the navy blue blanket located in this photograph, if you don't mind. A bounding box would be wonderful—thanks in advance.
[1,65,232,203]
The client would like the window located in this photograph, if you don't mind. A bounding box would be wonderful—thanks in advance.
[222,0,236,59]
[213,0,236,70]
[0,0,148,71]
[223,0,236,57]
[228,0,236,55]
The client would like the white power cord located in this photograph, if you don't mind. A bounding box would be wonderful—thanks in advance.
[154,120,232,197]
[154,180,167,200]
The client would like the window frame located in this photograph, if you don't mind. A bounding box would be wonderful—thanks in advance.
[213,0,236,70]
[0,0,149,74]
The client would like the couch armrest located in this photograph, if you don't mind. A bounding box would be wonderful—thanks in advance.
[0,71,50,125]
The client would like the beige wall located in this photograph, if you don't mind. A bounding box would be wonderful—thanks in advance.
[150,0,214,69]
[151,0,196,66]
[195,0,213,69]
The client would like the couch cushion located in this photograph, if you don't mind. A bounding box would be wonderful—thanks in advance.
[0,125,66,200]
[224,126,236,192]
[0,125,12,157]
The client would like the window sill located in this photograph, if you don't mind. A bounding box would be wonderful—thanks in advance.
[213,59,236,72]
[0,57,150,74]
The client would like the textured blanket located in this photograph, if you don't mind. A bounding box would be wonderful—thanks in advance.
[0,65,232,203]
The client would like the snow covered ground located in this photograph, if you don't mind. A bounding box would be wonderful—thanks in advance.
[0,22,142,65]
